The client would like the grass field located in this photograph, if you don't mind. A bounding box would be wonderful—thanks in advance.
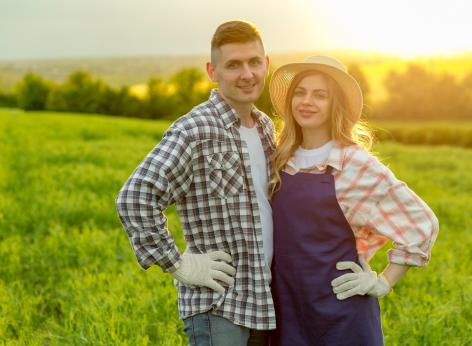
[1,108,471,345]
[371,120,472,148]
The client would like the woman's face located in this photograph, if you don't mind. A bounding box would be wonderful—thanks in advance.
[291,73,331,132]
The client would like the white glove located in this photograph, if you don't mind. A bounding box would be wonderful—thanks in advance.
[331,257,391,300]
[172,251,236,295]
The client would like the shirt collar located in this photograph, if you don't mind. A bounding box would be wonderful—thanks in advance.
[209,88,266,129]
[286,140,345,172]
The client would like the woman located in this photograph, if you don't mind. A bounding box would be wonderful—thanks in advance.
[268,56,439,345]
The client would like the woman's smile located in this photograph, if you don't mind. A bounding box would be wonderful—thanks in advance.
[296,108,318,118]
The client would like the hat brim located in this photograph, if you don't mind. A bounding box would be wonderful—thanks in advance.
[269,62,363,123]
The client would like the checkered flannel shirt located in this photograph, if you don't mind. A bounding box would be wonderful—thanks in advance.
[116,89,276,330]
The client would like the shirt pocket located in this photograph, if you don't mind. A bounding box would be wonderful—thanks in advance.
[205,151,244,198]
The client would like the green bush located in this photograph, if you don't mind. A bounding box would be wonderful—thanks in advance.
[47,71,107,114]
[16,73,51,110]
[0,91,17,107]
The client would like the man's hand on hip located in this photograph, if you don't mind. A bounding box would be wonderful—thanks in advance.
[172,251,236,294]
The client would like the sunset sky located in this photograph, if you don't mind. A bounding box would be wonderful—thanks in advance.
[1,0,471,60]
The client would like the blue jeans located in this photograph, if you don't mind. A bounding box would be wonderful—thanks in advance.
[183,312,268,346]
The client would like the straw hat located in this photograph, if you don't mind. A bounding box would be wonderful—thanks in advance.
[269,55,363,123]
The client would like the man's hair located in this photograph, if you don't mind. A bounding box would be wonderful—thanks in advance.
[211,20,264,64]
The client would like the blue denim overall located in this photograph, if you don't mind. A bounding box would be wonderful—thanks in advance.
[271,169,383,346]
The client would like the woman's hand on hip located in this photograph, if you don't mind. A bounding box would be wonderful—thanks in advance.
[330,257,391,300]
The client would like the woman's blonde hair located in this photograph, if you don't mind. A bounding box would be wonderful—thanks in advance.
[269,70,373,197]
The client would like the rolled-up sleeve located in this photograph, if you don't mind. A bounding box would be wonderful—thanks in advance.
[366,166,439,267]
[116,127,193,272]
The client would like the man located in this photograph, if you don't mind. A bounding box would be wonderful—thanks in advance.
[116,20,275,345]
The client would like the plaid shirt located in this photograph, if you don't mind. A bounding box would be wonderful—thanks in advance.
[285,141,439,267]
[116,89,276,330]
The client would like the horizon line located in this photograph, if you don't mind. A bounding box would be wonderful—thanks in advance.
[1,48,472,63]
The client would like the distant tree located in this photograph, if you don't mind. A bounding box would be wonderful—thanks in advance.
[16,73,51,110]
[0,93,17,107]
[145,77,173,118]
[118,87,147,118]
[382,65,424,118]
[0,82,17,107]
[348,64,371,116]
[169,68,210,116]
[462,72,472,89]
[47,71,106,114]
[432,74,467,119]
[377,64,468,120]
[461,72,472,118]
[98,86,145,117]
[255,68,275,118]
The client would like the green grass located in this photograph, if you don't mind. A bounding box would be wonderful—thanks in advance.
[371,120,472,148]
[1,108,471,345]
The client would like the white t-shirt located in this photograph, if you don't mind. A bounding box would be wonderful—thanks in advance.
[293,140,335,169]
[239,125,273,282]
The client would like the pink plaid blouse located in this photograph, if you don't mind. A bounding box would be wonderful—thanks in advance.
[284,141,439,267]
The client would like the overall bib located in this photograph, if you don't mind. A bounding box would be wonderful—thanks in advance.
[271,169,383,346]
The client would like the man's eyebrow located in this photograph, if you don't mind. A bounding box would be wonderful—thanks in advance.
[224,59,241,65]
[225,56,262,64]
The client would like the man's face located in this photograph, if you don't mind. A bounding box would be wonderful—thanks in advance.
[206,40,269,109]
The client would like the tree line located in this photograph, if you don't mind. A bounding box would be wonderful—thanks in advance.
[0,68,213,119]
[1,64,471,120]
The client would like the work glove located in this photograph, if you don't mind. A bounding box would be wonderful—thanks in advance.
[331,257,391,300]
[172,250,236,295]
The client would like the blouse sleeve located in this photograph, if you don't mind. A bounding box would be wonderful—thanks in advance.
[365,158,439,267]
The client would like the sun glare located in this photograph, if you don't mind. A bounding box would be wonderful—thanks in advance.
[313,0,472,58]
